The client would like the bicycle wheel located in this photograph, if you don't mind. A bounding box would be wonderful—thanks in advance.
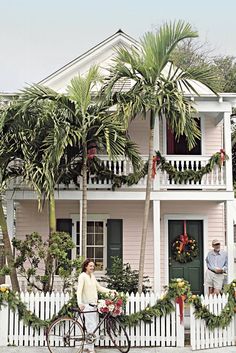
[46,316,85,353]
[106,316,130,353]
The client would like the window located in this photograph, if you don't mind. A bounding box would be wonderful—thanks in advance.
[74,219,106,271]
[87,221,104,271]
[166,118,201,155]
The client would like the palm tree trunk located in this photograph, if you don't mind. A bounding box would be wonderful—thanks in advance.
[0,198,20,292]
[82,151,87,258]
[138,111,155,294]
[49,193,56,234]
[44,193,56,293]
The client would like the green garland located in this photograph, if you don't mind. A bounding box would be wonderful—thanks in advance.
[189,280,236,329]
[0,278,235,331]
[93,150,228,189]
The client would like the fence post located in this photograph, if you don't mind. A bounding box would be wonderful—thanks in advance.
[0,304,9,346]
[175,301,185,347]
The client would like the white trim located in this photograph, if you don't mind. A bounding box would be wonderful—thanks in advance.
[153,114,160,190]
[6,199,14,240]
[163,115,167,155]
[153,201,161,293]
[200,114,205,155]
[7,190,235,201]
[163,214,208,291]
[224,112,233,191]
[225,201,234,282]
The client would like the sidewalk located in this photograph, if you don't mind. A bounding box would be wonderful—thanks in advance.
[0,347,236,353]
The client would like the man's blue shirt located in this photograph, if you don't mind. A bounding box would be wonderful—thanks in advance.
[205,250,228,273]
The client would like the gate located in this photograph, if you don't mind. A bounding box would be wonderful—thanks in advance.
[190,293,235,350]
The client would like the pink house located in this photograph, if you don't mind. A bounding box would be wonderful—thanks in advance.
[4,31,236,293]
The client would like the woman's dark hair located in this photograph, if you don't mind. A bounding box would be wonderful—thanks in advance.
[81,258,95,272]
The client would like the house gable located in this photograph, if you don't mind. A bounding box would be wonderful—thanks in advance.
[39,30,139,92]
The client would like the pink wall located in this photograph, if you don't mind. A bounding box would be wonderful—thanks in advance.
[15,200,154,280]
[15,199,225,289]
[128,115,150,155]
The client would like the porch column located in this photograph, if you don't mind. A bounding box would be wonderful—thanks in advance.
[153,200,161,293]
[6,199,14,239]
[79,199,83,257]
[225,200,234,282]
[153,114,160,191]
[223,112,233,191]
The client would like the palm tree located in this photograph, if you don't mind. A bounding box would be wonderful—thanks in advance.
[10,66,141,260]
[0,106,21,291]
[105,21,218,293]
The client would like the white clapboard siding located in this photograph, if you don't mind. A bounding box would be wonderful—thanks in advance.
[1,291,185,347]
[190,293,236,350]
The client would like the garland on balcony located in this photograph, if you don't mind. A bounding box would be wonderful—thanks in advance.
[0,279,235,331]
[92,149,228,189]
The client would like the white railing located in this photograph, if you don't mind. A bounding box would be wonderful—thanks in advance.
[7,154,227,191]
[190,293,235,350]
[88,155,148,189]
[160,155,225,189]
[0,291,184,348]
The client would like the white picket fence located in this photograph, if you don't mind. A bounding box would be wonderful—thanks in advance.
[0,291,184,348]
[190,293,236,350]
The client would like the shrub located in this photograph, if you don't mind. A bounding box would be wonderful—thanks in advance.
[100,257,150,294]
[12,231,82,293]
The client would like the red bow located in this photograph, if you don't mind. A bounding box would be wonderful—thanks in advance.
[151,155,160,178]
[87,146,97,160]
[179,221,189,252]
[175,295,185,324]
[220,149,225,166]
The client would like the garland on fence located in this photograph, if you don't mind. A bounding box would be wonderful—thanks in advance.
[92,149,228,189]
[0,278,235,331]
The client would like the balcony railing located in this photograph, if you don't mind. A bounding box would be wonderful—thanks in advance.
[159,155,226,189]
[8,155,227,191]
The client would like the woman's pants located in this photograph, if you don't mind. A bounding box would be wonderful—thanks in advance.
[83,304,99,351]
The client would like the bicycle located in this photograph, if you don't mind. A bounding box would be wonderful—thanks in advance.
[46,305,130,353]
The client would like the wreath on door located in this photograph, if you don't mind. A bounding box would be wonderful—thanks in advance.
[171,221,198,263]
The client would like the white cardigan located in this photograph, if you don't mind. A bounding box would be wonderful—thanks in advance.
[77,272,110,305]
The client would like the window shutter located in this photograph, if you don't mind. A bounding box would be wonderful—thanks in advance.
[56,219,72,259]
[107,219,123,270]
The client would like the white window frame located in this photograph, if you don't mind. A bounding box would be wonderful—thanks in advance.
[71,213,110,275]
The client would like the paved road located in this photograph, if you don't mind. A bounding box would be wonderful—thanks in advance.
[0,347,236,353]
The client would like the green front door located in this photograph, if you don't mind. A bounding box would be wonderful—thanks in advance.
[168,220,204,294]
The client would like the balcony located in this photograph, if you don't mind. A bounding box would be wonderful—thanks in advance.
[7,154,228,192]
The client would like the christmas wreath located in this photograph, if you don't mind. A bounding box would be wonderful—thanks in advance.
[172,221,198,263]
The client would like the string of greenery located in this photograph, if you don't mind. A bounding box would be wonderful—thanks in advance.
[0,278,235,331]
[92,150,228,189]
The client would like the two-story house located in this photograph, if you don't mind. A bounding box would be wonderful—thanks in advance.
[3,30,236,294]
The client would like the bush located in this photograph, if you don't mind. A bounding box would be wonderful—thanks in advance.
[100,257,150,294]
[12,231,82,293]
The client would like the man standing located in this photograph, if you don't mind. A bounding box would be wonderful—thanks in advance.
[205,239,228,295]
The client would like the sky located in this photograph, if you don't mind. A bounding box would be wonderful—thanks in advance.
[1,0,236,92]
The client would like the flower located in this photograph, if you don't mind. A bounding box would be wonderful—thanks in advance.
[176,278,183,282]
[97,293,124,316]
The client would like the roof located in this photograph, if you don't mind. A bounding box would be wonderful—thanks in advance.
[38,30,139,92]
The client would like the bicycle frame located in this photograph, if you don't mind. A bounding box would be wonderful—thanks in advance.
[75,308,110,337]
